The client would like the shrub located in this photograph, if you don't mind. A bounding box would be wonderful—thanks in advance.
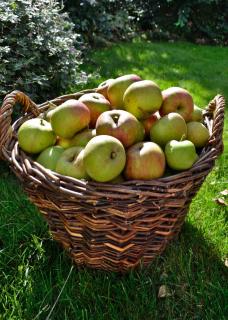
[0,0,87,102]
[63,0,133,46]
[173,0,228,45]
[125,0,228,45]
[63,0,227,46]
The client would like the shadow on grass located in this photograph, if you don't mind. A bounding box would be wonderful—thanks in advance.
[26,219,227,320]
[1,170,226,320]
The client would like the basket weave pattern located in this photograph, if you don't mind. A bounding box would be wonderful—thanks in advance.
[0,90,225,271]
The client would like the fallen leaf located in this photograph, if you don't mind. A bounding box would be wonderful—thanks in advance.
[158,285,173,298]
[225,259,228,268]
[160,272,168,281]
[220,189,228,196]
[214,198,228,206]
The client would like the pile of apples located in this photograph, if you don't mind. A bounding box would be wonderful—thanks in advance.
[18,74,210,182]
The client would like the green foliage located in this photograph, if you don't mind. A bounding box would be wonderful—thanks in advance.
[173,0,228,44]
[124,0,228,44]
[64,0,228,45]
[63,0,133,46]
[0,0,86,102]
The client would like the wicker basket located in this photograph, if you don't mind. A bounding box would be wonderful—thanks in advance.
[0,90,225,271]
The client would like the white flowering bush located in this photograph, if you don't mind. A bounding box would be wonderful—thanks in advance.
[0,0,87,102]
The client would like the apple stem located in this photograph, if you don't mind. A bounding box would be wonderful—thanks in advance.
[180,134,186,141]
[112,114,119,124]
[111,151,116,159]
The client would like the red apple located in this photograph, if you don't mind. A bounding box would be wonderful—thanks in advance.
[96,78,114,100]
[124,141,166,180]
[159,87,194,121]
[51,99,90,138]
[78,92,111,128]
[96,110,143,148]
[141,112,160,137]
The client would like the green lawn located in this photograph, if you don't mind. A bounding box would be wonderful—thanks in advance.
[0,40,228,320]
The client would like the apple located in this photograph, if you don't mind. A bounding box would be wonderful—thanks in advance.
[165,140,198,170]
[56,146,89,179]
[58,128,96,149]
[79,92,111,128]
[135,121,145,143]
[109,174,125,184]
[159,87,194,121]
[123,80,163,119]
[36,146,64,171]
[83,135,126,182]
[96,110,144,148]
[150,112,187,147]
[188,104,203,122]
[107,74,141,108]
[38,102,57,122]
[45,108,56,122]
[18,118,56,154]
[141,112,159,137]
[96,78,114,99]
[187,122,210,148]
[124,141,166,180]
[51,99,90,138]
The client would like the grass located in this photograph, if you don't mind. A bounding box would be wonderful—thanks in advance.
[0,40,228,320]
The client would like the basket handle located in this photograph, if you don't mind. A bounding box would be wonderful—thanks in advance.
[204,94,225,157]
[0,90,41,159]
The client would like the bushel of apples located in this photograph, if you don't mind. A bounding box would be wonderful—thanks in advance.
[18,74,210,182]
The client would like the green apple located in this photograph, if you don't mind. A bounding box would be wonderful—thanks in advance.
[135,121,145,143]
[188,105,203,122]
[107,74,141,108]
[51,99,90,138]
[83,135,126,182]
[79,92,111,128]
[58,128,96,149]
[150,112,187,147]
[159,87,194,121]
[56,146,89,179]
[45,108,56,122]
[187,122,210,148]
[96,78,114,100]
[38,102,57,122]
[18,118,56,154]
[109,174,125,184]
[165,140,198,170]
[124,141,166,180]
[36,146,64,171]
[123,80,163,119]
[96,110,144,147]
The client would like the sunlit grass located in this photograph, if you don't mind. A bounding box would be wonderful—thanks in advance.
[0,40,227,319]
